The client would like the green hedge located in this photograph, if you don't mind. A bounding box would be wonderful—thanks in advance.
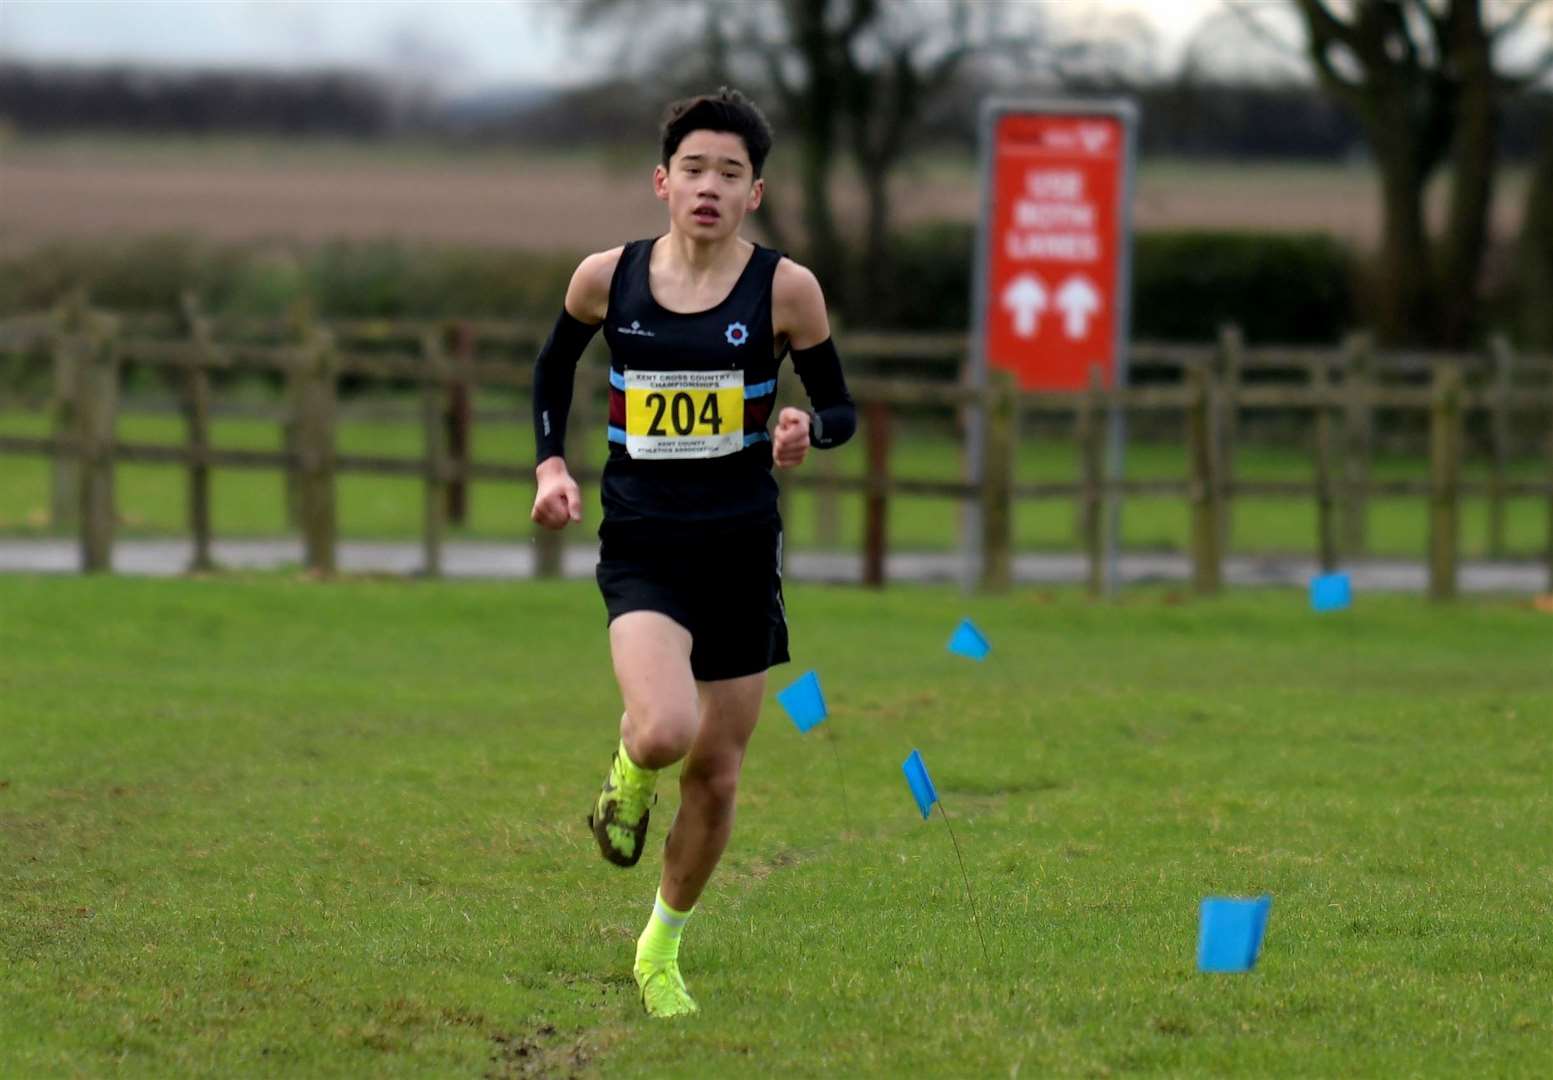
[873,223,1359,343]
[0,227,1359,343]
[0,236,578,323]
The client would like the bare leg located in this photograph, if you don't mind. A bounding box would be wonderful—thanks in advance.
[609,611,699,769]
[659,672,766,912]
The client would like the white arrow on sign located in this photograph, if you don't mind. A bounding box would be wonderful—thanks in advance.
[1000,273,1048,338]
[1055,275,1101,340]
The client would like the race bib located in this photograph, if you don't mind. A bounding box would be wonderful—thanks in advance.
[624,369,744,460]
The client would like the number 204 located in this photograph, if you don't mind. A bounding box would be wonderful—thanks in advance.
[644,391,723,436]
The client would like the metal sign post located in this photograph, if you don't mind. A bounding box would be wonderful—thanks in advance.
[964,98,1138,595]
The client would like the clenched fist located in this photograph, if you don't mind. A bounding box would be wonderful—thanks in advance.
[772,406,811,470]
[531,456,582,529]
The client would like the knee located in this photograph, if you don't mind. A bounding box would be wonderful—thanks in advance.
[628,702,698,766]
[682,756,741,811]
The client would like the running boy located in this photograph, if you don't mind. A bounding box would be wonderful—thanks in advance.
[529,88,855,1018]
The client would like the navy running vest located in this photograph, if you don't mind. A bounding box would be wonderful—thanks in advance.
[600,238,785,533]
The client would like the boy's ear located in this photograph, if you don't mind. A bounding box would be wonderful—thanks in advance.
[653,163,669,202]
[747,177,765,212]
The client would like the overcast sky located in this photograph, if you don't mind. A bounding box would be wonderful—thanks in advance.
[0,0,1228,93]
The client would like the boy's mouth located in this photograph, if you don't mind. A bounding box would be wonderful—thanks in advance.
[692,205,721,222]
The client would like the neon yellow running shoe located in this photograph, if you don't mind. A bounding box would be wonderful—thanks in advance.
[586,747,656,867]
[634,959,699,1018]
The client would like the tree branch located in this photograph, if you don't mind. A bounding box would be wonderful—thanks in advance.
[1290,0,1360,50]
[1489,0,1552,42]
[1286,0,1368,110]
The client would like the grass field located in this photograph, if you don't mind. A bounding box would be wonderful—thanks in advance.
[2,575,1550,1076]
[1,407,1549,561]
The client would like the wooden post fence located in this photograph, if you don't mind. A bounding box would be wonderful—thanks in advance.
[1487,335,1514,559]
[76,312,119,572]
[1214,324,1243,555]
[1312,359,1340,573]
[180,292,216,572]
[979,371,1015,593]
[18,304,1553,593]
[1428,363,1463,601]
[1186,364,1222,594]
[49,293,89,529]
[1545,388,1553,594]
[282,303,314,530]
[1079,366,1106,597]
[862,399,891,588]
[1340,331,1375,558]
[420,331,450,579]
[447,321,475,525]
[295,328,339,576]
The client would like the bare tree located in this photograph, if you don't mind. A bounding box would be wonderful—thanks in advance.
[1240,1,1553,346]
[571,0,1080,321]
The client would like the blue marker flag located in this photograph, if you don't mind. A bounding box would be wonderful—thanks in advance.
[776,670,827,733]
[1197,895,1273,973]
[1310,572,1352,612]
[902,749,939,820]
[947,618,991,661]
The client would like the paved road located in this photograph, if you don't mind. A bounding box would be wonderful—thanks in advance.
[2,538,1547,593]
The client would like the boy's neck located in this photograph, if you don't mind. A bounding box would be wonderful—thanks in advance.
[661,230,748,278]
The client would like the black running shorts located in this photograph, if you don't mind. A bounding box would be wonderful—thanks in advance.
[595,519,790,683]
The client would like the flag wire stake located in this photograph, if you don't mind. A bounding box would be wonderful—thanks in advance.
[935,795,989,964]
[825,727,853,834]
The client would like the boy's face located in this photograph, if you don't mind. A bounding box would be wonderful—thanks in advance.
[654,129,763,241]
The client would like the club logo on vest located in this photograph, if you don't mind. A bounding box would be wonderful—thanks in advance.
[618,320,655,337]
[724,321,749,346]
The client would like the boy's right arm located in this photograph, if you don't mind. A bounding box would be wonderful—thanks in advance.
[531,249,620,530]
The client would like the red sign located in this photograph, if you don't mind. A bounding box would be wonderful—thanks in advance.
[979,111,1128,391]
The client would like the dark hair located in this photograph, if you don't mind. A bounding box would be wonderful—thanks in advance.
[659,87,774,178]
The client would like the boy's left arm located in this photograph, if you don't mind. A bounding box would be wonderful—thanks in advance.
[772,259,856,470]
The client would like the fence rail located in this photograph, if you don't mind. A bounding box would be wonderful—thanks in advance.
[2,302,1551,597]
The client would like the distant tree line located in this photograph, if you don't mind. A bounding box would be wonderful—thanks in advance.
[0,63,424,136]
[3,60,1547,164]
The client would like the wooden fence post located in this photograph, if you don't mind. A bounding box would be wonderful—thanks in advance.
[1186,363,1222,594]
[420,331,449,579]
[1340,331,1374,558]
[1428,363,1463,602]
[1487,334,1514,559]
[978,371,1015,593]
[282,303,313,530]
[447,321,474,525]
[49,293,88,529]
[1214,324,1243,554]
[180,292,216,572]
[76,311,119,573]
[862,399,891,588]
[295,327,338,576]
[1079,365,1105,597]
[1313,359,1340,573]
[1545,388,1553,594]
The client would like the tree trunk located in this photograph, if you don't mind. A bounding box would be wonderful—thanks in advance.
[854,161,891,323]
[1437,5,1498,348]
[1519,125,1553,349]
[1371,130,1439,345]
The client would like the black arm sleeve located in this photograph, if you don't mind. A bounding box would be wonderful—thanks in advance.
[532,308,601,464]
[791,337,855,449]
